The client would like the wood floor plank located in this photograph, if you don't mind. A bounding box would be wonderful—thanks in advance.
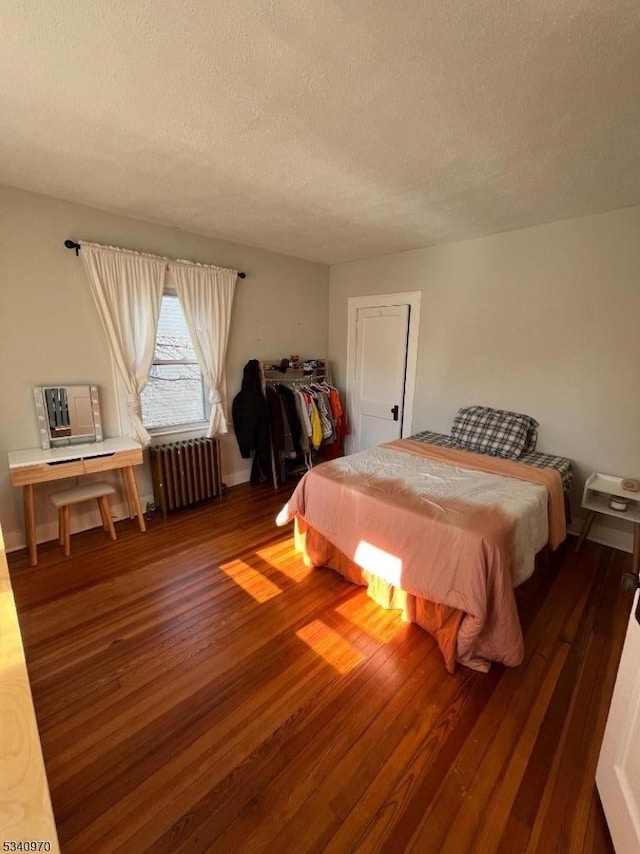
[53,584,361,839]
[582,791,615,854]
[69,592,408,850]
[452,644,569,853]
[127,620,417,852]
[404,653,550,852]
[527,549,630,854]
[42,561,343,758]
[8,482,630,853]
[249,645,461,852]
[199,628,435,852]
[326,672,484,854]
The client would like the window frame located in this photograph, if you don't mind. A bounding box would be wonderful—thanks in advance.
[142,290,210,436]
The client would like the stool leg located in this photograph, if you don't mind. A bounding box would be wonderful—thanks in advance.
[62,505,71,556]
[58,508,64,546]
[97,497,109,530]
[98,496,117,541]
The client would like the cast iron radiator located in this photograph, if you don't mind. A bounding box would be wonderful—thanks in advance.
[149,437,222,517]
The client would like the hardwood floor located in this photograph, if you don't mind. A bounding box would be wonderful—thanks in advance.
[9,483,630,853]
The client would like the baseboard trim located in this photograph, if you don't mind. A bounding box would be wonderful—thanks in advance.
[224,469,251,488]
[568,515,633,554]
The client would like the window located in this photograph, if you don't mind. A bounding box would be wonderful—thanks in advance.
[141,294,207,431]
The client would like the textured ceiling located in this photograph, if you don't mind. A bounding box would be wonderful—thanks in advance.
[1,1,639,264]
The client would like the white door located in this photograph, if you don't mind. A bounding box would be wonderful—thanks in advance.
[67,386,95,436]
[352,305,410,452]
[597,582,640,852]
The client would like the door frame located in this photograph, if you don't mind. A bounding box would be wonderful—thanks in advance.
[596,588,640,851]
[346,291,421,453]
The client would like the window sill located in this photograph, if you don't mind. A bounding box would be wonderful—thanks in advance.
[147,422,210,442]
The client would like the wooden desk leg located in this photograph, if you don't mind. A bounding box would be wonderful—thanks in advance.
[633,523,640,577]
[120,469,135,519]
[124,466,146,533]
[23,484,37,566]
[576,510,597,552]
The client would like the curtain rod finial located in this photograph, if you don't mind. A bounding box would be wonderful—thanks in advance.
[64,239,81,256]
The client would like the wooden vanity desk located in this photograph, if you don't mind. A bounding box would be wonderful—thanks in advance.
[9,438,146,566]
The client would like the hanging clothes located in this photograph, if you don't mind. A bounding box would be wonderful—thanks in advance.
[294,391,310,452]
[260,360,347,484]
[296,389,313,442]
[307,395,323,450]
[275,384,303,457]
[314,389,334,440]
[329,387,342,423]
[265,386,283,451]
[320,383,349,460]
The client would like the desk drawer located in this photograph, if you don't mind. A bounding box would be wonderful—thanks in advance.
[83,449,143,474]
[10,459,85,486]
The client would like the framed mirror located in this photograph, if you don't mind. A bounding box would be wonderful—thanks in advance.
[34,385,103,449]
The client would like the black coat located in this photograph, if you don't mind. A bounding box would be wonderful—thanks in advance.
[231,360,269,458]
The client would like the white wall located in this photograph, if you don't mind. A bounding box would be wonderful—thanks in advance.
[329,206,640,552]
[0,185,328,550]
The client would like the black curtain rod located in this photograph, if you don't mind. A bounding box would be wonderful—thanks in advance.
[63,239,246,278]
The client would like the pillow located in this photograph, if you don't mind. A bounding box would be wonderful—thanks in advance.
[451,405,535,459]
[496,408,538,453]
[451,406,538,448]
[520,416,538,453]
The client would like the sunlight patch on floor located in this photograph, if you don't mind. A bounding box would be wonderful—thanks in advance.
[220,559,283,603]
[335,597,404,644]
[296,619,364,675]
[254,544,310,582]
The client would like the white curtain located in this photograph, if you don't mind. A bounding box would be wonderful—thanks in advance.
[81,244,167,445]
[169,261,237,437]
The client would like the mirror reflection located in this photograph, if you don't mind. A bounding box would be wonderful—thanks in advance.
[34,385,103,449]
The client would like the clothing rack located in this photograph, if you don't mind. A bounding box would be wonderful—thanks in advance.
[259,359,334,490]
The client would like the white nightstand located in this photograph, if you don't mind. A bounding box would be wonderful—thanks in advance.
[576,473,640,574]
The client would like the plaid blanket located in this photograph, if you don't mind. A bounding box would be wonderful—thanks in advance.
[411,430,573,492]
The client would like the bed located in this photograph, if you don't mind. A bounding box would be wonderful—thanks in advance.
[412,429,574,493]
[276,411,572,673]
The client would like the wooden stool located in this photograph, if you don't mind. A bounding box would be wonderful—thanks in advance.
[50,482,117,556]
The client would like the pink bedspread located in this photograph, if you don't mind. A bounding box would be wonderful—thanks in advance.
[277,440,565,672]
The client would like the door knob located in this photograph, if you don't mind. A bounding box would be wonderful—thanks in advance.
[621,573,640,592]
[391,405,399,422]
